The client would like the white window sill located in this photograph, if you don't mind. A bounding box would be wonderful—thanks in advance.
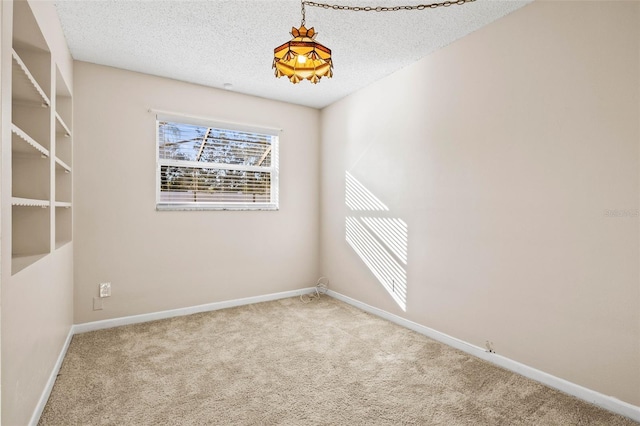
[156,203,279,211]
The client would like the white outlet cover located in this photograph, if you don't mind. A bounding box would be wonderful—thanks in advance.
[99,282,111,298]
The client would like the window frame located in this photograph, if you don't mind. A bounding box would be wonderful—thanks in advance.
[155,113,280,211]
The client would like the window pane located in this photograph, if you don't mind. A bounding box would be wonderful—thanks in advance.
[158,121,273,166]
[160,165,271,203]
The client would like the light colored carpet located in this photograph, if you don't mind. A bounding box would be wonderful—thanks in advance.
[40,296,637,425]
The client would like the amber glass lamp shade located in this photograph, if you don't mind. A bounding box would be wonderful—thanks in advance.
[273,26,333,84]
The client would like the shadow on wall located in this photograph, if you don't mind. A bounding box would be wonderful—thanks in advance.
[345,172,408,311]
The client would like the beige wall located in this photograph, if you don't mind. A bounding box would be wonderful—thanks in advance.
[2,245,73,425]
[320,0,640,406]
[1,1,74,425]
[73,62,320,323]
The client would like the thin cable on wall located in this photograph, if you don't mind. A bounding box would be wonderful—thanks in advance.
[300,277,330,303]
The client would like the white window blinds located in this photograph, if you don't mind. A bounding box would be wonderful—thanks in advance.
[156,118,279,210]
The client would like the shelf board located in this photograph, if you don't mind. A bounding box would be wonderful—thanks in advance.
[12,49,50,107]
[12,197,50,207]
[11,123,49,157]
[55,112,71,137]
[54,201,71,208]
[12,253,48,274]
[55,240,72,250]
[55,157,71,173]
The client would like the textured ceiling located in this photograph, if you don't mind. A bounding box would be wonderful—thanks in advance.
[54,0,531,109]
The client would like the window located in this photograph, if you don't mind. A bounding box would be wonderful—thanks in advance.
[156,116,279,210]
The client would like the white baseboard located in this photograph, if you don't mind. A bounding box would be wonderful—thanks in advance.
[29,327,75,426]
[327,290,640,423]
[73,287,316,334]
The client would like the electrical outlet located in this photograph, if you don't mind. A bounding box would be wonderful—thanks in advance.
[99,282,111,298]
[93,297,103,310]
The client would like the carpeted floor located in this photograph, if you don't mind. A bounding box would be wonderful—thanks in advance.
[40,296,637,425]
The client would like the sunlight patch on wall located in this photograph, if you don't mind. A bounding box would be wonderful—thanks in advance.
[345,171,389,211]
[361,217,408,265]
[346,217,407,310]
[345,172,407,311]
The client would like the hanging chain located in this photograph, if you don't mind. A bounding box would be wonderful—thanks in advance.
[301,0,306,26]
[302,0,475,13]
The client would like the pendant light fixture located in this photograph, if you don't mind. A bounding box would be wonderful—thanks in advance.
[273,1,332,84]
[273,0,477,85]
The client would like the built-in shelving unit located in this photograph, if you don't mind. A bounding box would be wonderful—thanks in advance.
[2,3,76,423]
[9,0,72,274]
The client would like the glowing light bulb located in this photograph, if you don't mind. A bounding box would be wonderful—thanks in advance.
[297,54,308,64]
